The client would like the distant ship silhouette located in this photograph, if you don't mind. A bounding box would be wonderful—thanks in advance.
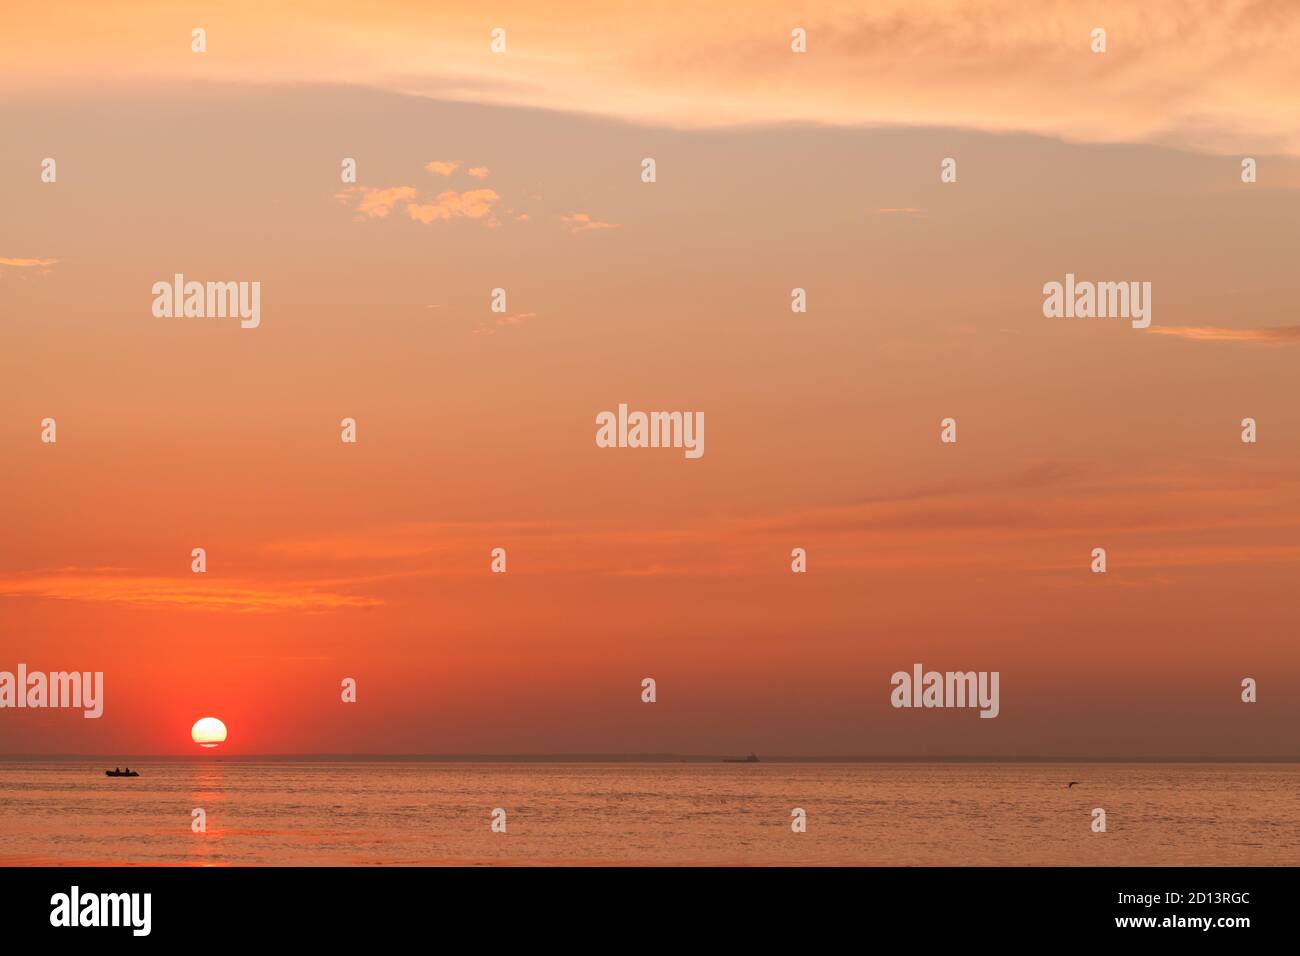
[104,768,139,778]
[723,753,760,763]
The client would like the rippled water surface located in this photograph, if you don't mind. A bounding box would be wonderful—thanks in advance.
[1,762,1295,865]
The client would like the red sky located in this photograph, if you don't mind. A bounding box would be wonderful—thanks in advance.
[2,2,1299,756]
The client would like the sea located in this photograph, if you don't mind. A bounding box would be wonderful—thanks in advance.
[0,761,1295,866]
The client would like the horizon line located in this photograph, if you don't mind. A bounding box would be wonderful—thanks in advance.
[3,753,1298,764]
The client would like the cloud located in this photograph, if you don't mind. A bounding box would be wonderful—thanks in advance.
[0,257,59,268]
[261,520,570,560]
[1145,324,1300,346]
[466,166,490,179]
[559,213,620,233]
[0,569,383,612]
[473,311,538,335]
[406,188,500,223]
[12,2,1300,155]
[245,461,1300,580]
[872,207,925,217]
[334,185,417,219]
[0,257,59,277]
[336,185,500,225]
[424,160,461,176]
[388,3,1300,156]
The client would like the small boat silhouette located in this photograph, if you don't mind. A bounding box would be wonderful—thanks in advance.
[723,753,760,763]
[104,769,139,778]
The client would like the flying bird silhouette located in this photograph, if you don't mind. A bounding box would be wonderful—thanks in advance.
[1067,781,1080,788]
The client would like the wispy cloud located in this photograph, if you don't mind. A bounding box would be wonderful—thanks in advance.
[473,311,538,335]
[0,257,59,276]
[247,461,1300,580]
[0,257,59,268]
[0,569,384,612]
[1145,324,1300,346]
[407,188,500,224]
[336,185,501,225]
[261,520,569,560]
[11,3,1300,155]
[334,185,416,219]
[425,160,490,179]
[559,213,620,233]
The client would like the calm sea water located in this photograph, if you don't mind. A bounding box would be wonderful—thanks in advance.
[0,761,1295,866]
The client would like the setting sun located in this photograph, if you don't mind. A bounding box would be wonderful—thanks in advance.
[191,717,228,749]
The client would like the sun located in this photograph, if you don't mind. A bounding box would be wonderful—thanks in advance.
[191,717,228,749]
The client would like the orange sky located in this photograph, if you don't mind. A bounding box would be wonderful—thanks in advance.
[2,2,1299,756]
